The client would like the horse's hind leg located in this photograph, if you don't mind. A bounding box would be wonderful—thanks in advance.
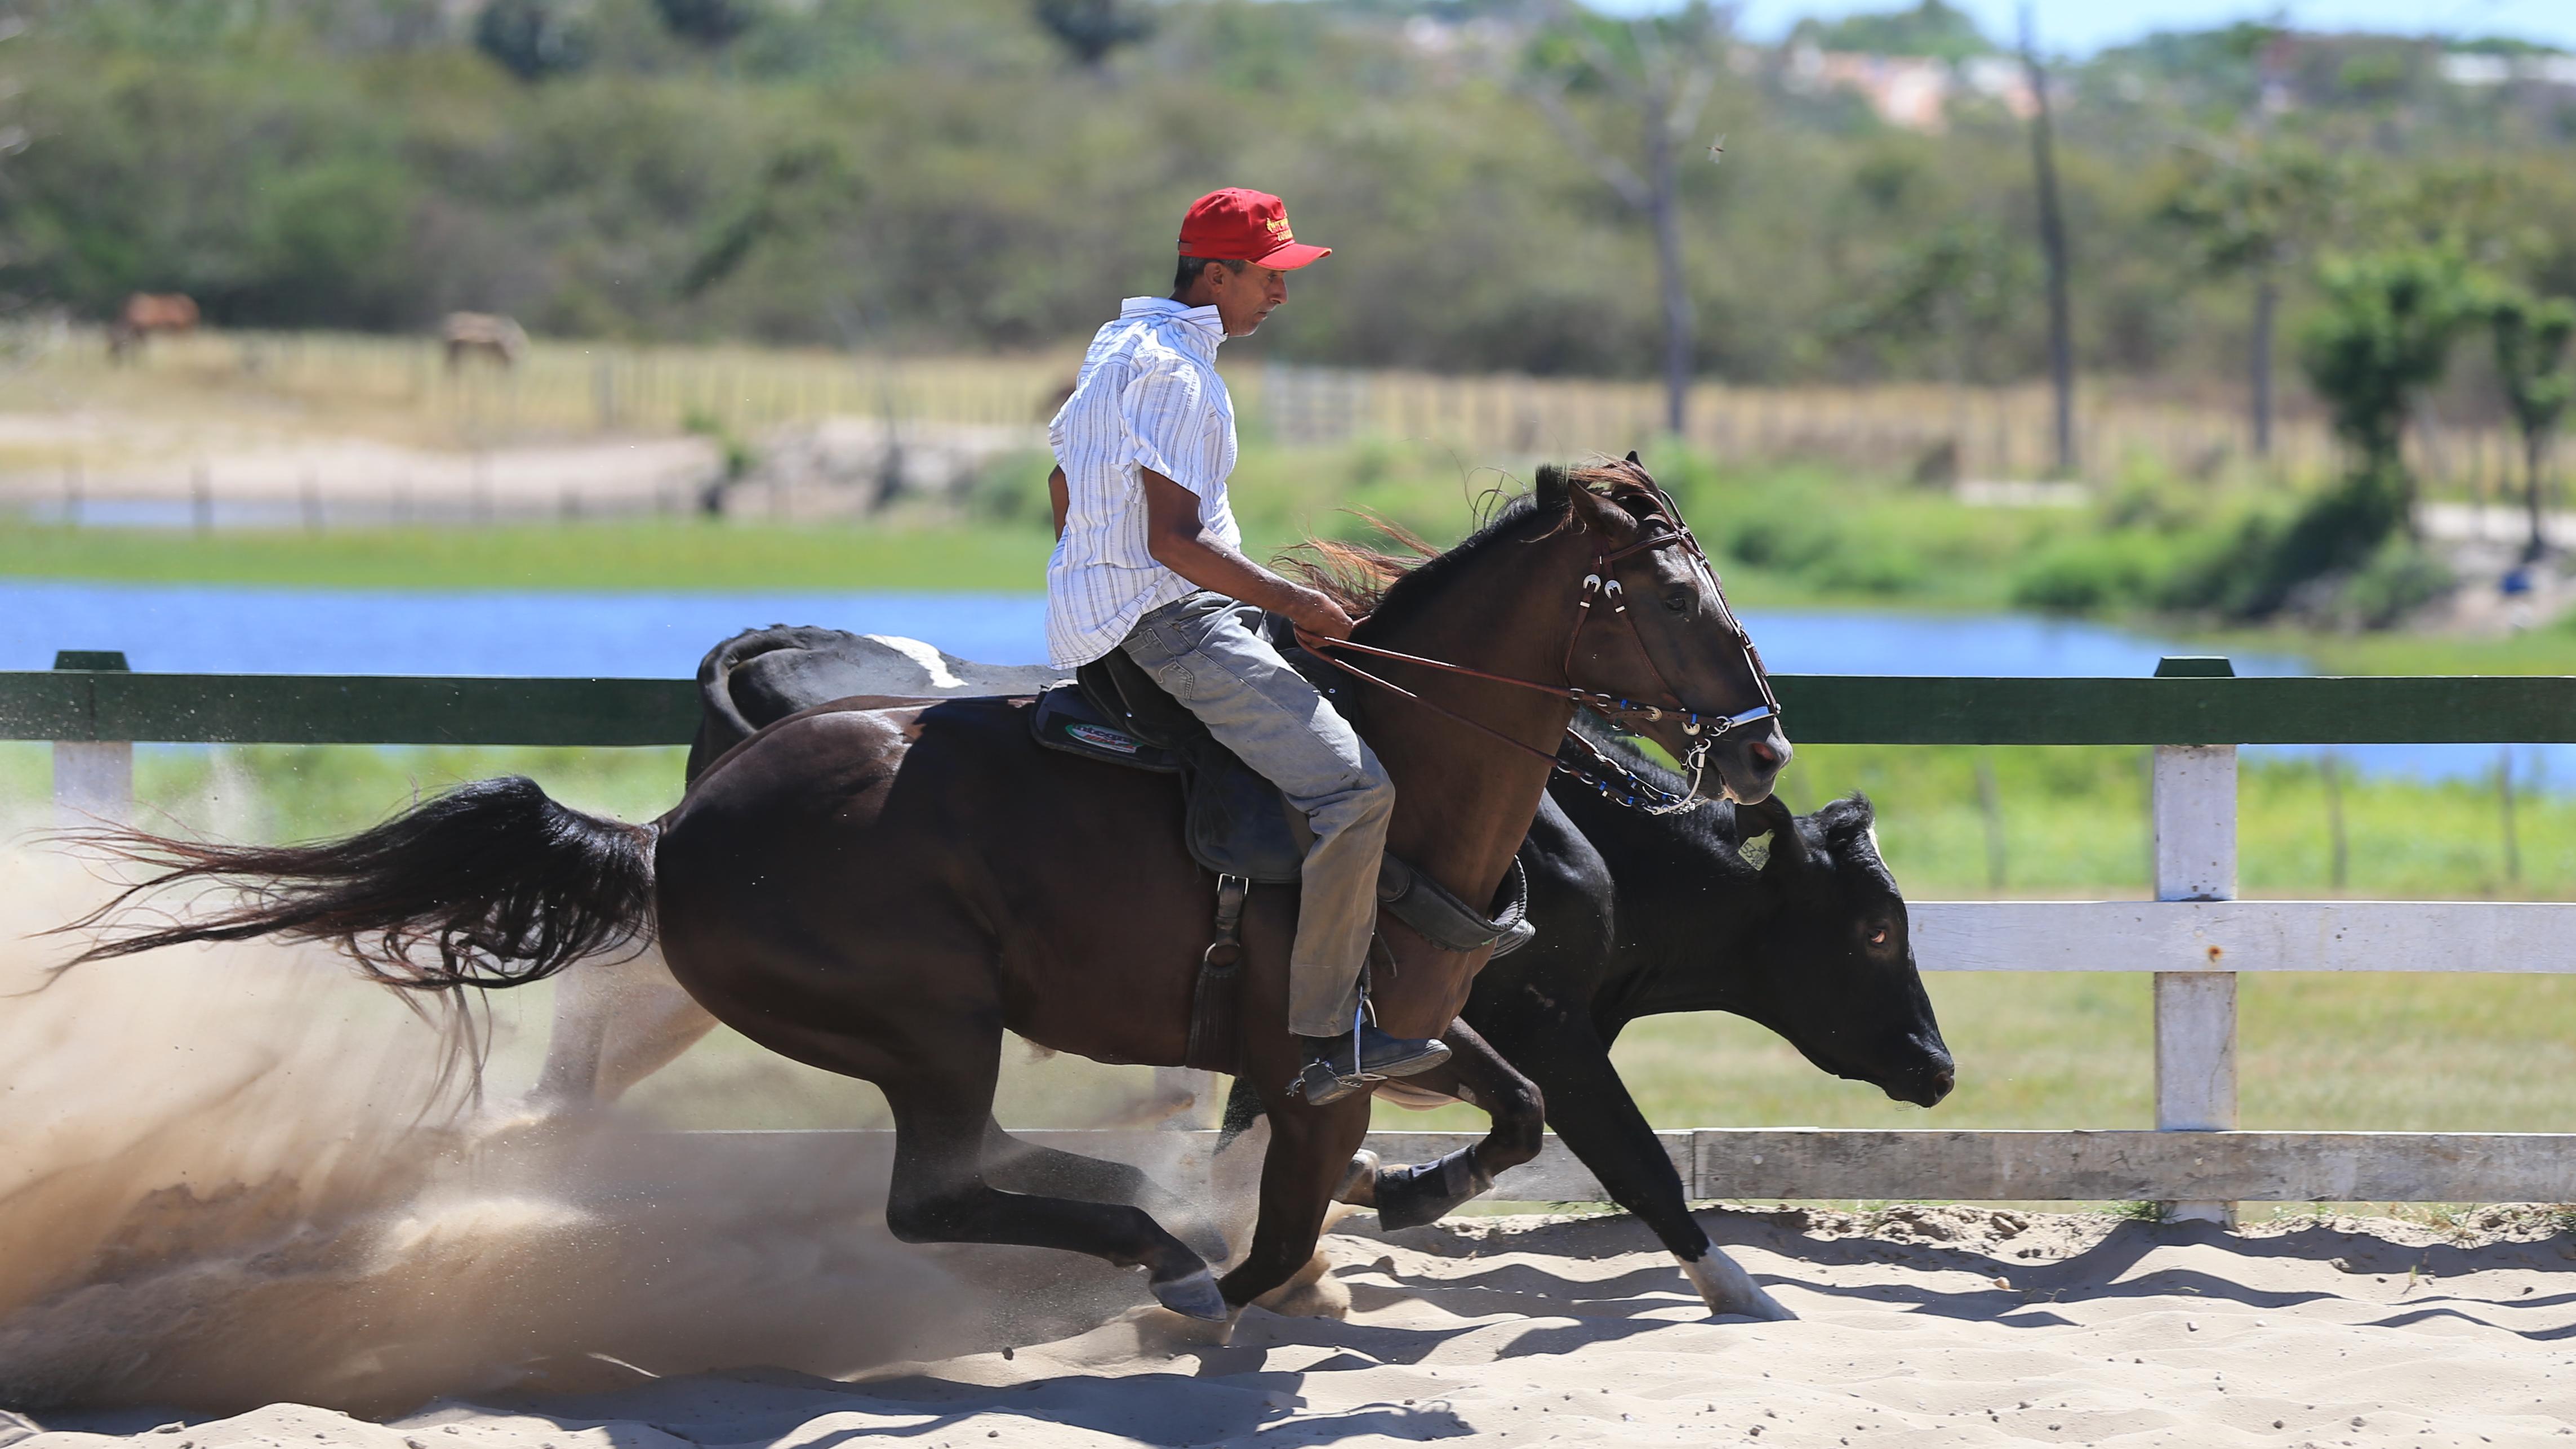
[882,1047,1228,1321]
[981,1117,1228,1260]
[529,942,720,1113]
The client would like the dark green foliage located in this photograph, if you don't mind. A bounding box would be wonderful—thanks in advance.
[2158,141,2341,278]
[474,0,594,81]
[2489,289,2576,470]
[653,0,762,46]
[2488,288,2576,559]
[2299,248,2476,468]
[1031,0,1154,67]
[5,2,2574,377]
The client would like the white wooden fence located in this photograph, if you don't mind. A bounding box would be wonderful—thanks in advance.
[21,654,2575,1219]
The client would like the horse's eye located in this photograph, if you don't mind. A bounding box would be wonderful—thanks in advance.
[1662,591,1692,614]
[1867,927,1889,947]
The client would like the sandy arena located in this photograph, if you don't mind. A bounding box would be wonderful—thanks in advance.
[3,853,2574,1448]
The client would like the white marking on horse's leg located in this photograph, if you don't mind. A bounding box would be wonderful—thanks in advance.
[864,633,968,691]
[1677,1248,1796,1321]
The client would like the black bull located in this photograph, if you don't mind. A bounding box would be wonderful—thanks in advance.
[682,627,1955,1311]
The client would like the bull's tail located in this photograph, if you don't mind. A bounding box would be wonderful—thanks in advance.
[58,775,657,997]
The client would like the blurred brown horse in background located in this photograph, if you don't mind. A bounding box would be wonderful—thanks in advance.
[106,292,198,362]
[63,459,1790,1321]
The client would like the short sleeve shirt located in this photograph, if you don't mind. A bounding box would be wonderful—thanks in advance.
[1043,297,1243,668]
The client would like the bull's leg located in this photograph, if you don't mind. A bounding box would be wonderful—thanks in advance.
[882,1035,1225,1322]
[1488,1010,1792,1321]
[528,941,721,1112]
[1362,1020,1543,1230]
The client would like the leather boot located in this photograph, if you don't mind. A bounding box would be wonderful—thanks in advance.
[1292,1023,1449,1107]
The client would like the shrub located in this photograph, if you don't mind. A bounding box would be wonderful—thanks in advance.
[653,0,762,46]
[474,0,593,81]
[2009,532,2170,614]
[2339,538,2453,628]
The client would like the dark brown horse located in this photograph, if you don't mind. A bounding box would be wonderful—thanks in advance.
[65,460,1790,1320]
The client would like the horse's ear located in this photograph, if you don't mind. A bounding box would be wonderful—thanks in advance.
[1624,449,1641,466]
[1536,463,1569,511]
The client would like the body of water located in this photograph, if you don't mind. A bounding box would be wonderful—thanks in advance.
[0,581,2552,787]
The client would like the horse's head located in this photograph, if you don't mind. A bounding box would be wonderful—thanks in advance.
[1726,793,1954,1108]
[1543,458,1791,806]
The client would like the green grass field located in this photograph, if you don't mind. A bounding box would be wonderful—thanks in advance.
[14,736,2571,1158]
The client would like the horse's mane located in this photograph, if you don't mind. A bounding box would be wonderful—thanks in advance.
[1276,458,1667,631]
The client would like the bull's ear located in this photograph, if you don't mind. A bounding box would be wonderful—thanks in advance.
[1742,795,1808,873]
[1536,462,1568,510]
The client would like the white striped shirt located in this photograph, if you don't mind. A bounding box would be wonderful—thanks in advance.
[1043,297,1244,668]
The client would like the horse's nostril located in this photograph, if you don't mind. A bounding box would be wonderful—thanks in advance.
[1929,1066,1957,1102]
[1748,739,1783,768]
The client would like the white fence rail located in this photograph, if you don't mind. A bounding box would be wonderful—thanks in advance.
[23,655,2574,1216]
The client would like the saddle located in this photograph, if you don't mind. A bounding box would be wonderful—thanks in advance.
[694,623,1534,1075]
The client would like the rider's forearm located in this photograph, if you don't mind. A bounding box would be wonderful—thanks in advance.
[1147,528,1315,616]
[1047,466,1068,540]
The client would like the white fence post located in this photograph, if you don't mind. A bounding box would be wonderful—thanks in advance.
[2152,656,2238,1225]
[53,649,134,827]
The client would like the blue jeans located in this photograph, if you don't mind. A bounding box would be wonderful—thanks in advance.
[1121,592,1394,1036]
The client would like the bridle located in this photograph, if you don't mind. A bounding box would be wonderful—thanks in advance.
[1297,480,1781,815]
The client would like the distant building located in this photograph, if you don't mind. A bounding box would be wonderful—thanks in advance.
[1783,46,2036,133]
[2439,51,2576,87]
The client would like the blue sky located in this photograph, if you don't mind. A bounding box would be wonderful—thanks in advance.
[1594,0,2576,56]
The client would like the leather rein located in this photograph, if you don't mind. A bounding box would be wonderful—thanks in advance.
[1296,487,1781,815]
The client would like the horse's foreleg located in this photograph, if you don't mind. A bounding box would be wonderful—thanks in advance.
[1365,1019,1540,1230]
[883,1068,1226,1322]
[1216,1089,1373,1309]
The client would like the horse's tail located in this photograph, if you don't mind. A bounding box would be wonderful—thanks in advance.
[57,775,657,997]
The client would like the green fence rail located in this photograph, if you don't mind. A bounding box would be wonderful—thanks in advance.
[8,667,2576,747]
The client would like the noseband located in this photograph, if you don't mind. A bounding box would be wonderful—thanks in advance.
[1299,483,1781,815]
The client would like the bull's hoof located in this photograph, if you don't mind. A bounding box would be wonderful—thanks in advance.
[1372,1147,1495,1232]
[1679,1250,1797,1321]
[1334,1149,1381,1206]
[1149,1266,1231,1322]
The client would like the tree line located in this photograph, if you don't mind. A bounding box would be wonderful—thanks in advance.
[0,0,2568,424]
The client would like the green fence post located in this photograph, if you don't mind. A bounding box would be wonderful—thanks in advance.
[52,649,132,825]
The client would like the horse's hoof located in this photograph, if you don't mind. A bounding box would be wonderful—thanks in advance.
[1150,1267,1231,1322]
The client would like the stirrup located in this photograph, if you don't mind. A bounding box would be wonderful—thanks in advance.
[1291,997,1385,1107]
[1292,1058,1379,1107]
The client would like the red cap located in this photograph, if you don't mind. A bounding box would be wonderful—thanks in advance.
[1177,188,1331,270]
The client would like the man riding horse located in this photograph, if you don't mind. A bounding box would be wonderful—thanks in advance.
[1042,187,1446,1106]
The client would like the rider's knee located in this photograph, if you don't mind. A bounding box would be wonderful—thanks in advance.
[1352,761,1396,818]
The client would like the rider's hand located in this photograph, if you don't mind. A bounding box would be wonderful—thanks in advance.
[1289,588,1356,641]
